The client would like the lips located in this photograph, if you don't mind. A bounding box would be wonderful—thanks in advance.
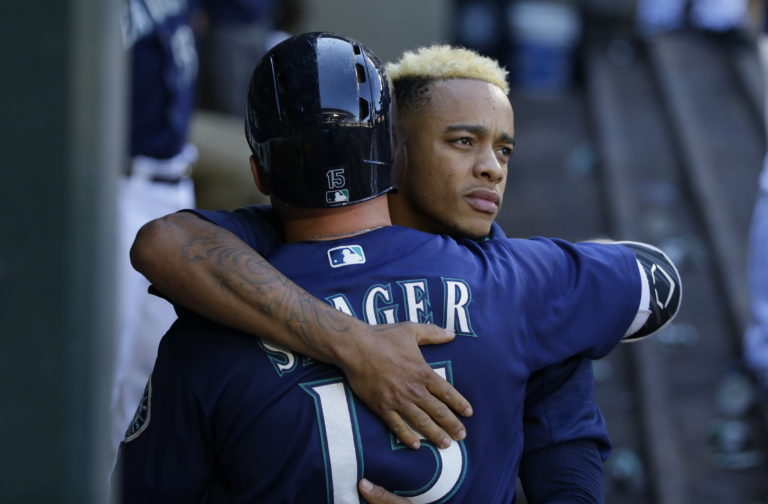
[464,188,501,214]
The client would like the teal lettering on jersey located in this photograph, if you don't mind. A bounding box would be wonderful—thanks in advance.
[257,340,299,376]
[398,279,433,324]
[266,279,475,378]
[332,276,473,334]
[443,279,476,337]
[326,294,357,317]
[363,284,399,325]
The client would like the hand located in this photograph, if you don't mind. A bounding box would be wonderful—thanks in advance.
[359,479,410,503]
[339,322,472,449]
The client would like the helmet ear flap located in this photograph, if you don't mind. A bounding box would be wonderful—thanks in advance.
[244,32,398,209]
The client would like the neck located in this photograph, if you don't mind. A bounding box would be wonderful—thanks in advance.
[388,192,435,234]
[279,196,392,242]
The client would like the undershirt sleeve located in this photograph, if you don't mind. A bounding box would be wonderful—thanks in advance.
[519,439,604,504]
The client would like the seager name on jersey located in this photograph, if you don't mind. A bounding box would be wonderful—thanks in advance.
[258,277,476,376]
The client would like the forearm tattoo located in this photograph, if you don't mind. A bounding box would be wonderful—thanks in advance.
[181,232,353,355]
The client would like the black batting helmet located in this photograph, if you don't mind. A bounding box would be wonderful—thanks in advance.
[245,32,398,208]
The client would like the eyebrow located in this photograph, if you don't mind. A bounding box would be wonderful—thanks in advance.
[445,123,516,146]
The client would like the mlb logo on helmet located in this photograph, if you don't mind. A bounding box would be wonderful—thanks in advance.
[328,245,366,268]
[326,189,350,204]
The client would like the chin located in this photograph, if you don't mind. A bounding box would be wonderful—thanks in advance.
[448,220,493,241]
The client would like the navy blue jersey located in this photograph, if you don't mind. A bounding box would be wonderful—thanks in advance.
[124,0,198,159]
[116,224,640,503]
[187,205,282,255]
[191,205,612,458]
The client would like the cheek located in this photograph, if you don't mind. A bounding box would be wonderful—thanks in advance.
[408,154,444,189]
[498,182,507,202]
[407,150,467,213]
[430,176,464,218]
[410,171,453,214]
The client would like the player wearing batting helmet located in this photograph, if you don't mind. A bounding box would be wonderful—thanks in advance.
[116,33,681,503]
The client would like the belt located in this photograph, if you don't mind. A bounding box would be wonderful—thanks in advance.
[149,173,189,185]
[126,163,192,185]
[128,145,197,185]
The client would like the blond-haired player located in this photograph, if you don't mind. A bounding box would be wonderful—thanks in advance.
[131,42,611,503]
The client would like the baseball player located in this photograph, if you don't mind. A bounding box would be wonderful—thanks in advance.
[132,42,631,502]
[111,0,199,468]
[115,33,681,503]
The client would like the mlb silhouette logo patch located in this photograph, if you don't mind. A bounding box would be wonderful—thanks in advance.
[326,189,350,204]
[328,245,366,268]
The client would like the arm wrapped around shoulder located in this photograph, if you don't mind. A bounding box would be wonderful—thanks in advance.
[617,241,682,341]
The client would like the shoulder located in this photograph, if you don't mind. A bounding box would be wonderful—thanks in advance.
[181,204,282,254]
[184,204,276,227]
[158,320,263,380]
[476,236,634,267]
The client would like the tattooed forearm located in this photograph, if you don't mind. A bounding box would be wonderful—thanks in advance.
[179,232,358,360]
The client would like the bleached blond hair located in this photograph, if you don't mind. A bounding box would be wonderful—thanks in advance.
[385,45,509,119]
[386,44,509,94]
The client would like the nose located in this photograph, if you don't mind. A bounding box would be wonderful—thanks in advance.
[473,148,505,184]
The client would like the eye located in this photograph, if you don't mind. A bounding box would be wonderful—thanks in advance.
[451,137,473,147]
[496,146,513,160]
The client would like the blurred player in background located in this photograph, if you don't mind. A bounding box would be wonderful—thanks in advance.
[636,0,748,36]
[112,0,198,467]
[743,3,768,387]
[196,0,278,117]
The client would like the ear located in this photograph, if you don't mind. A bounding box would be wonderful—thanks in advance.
[250,156,270,195]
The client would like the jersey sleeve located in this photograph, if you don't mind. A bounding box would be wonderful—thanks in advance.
[504,235,610,498]
[520,358,608,502]
[519,439,605,504]
[111,326,214,502]
[183,204,282,256]
[509,238,643,365]
[522,357,610,457]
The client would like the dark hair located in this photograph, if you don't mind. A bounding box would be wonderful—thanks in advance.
[392,76,435,120]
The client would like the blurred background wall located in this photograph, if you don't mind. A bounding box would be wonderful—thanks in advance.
[295,0,451,63]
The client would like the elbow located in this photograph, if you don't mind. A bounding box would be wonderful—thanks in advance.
[130,215,175,276]
[129,220,157,276]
